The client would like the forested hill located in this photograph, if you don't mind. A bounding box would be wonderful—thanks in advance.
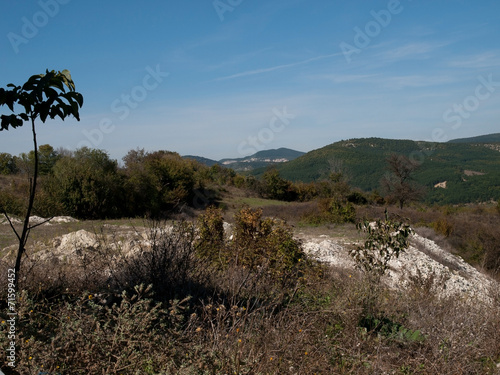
[185,148,305,171]
[256,138,500,204]
[448,133,500,143]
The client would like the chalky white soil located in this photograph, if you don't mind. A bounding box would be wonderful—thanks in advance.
[3,216,497,305]
[299,231,496,304]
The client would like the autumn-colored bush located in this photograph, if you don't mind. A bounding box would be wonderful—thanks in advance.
[195,205,226,266]
[432,217,454,237]
[301,197,356,225]
[196,206,313,290]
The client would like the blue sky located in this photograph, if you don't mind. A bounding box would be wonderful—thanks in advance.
[1,0,500,161]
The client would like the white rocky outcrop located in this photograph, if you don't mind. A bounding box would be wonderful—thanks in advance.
[4,220,496,305]
[300,232,496,304]
[0,214,22,225]
[52,229,99,253]
[1,215,79,226]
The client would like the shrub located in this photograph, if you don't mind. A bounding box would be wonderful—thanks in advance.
[122,149,196,217]
[231,207,312,289]
[196,206,313,291]
[347,191,368,205]
[110,220,206,301]
[0,189,24,216]
[261,168,296,201]
[195,206,226,266]
[44,147,123,219]
[301,198,356,225]
[350,210,413,278]
[432,217,454,237]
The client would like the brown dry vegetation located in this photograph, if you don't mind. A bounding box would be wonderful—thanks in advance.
[1,207,500,374]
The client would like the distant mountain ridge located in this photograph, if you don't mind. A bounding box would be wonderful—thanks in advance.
[253,137,500,205]
[448,133,500,143]
[183,147,304,171]
[182,155,219,167]
[183,134,500,204]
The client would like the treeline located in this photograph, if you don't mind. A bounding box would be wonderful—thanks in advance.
[0,145,375,220]
[1,145,235,219]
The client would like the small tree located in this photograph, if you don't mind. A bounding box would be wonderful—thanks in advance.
[262,168,294,201]
[350,210,414,279]
[0,152,17,174]
[46,147,122,219]
[381,153,424,209]
[0,70,83,288]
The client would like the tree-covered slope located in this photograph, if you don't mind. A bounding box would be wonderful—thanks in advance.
[448,133,500,143]
[259,138,500,204]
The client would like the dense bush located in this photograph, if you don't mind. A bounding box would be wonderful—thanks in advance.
[0,153,17,175]
[197,206,313,291]
[109,220,208,301]
[195,206,226,266]
[43,147,123,219]
[301,197,356,225]
[0,189,24,216]
[261,168,296,201]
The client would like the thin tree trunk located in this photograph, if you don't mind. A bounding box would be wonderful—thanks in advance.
[14,117,38,289]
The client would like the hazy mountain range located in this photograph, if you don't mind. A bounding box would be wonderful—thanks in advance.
[184,133,500,204]
[183,148,305,171]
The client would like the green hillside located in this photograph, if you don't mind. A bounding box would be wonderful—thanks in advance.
[182,155,219,166]
[448,133,500,143]
[257,138,500,204]
[251,148,305,160]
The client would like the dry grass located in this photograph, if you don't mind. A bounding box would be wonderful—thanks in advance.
[1,215,499,374]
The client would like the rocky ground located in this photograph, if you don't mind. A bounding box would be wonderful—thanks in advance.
[299,231,496,305]
[2,215,497,305]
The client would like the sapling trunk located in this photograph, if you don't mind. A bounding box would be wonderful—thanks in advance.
[13,117,38,289]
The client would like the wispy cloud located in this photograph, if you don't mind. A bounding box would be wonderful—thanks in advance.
[212,53,343,81]
[378,41,450,61]
[382,75,457,89]
[203,47,275,72]
[316,74,379,84]
[448,51,500,68]
[314,73,456,89]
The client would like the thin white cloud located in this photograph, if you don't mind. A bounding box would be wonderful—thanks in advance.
[379,41,450,61]
[212,53,343,81]
[203,47,275,72]
[315,74,379,84]
[313,73,456,89]
[382,75,457,89]
[448,51,500,68]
